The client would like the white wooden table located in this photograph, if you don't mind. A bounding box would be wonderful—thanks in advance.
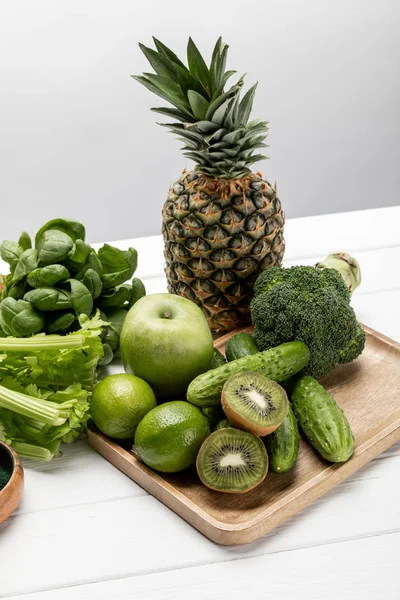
[1,206,399,600]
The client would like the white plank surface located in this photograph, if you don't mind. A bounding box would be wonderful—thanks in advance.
[0,206,399,600]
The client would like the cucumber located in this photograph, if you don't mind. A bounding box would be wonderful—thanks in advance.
[202,406,224,428]
[187,341,310,407]
[210,348,226,369]
[225,333,258,362]
[265,405,299,473]
[291,375,354,463]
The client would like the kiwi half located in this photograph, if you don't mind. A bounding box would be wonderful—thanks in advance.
[222,372,289,436]
[196,427,268,493]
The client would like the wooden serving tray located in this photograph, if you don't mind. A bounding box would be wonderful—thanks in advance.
[87,324,400,545]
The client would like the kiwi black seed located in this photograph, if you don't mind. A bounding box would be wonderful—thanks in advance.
[196,428,268,493]
[221,372,289,436]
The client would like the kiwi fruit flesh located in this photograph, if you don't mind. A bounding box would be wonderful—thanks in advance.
[222,372,289,436]
[196,427,268,493]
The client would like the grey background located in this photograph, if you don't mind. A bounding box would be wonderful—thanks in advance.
[0,0,399,243]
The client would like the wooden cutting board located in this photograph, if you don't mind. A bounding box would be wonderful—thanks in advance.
[87,324,400,545]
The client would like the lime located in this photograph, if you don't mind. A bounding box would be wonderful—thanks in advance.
[134,401,210,473]
[91,373,157,440]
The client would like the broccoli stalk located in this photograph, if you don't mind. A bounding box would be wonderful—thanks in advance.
[251,266,365,379]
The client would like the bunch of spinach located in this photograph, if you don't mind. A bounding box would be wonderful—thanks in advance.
[0,219,146,362]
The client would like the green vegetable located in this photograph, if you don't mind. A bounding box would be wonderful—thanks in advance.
[0,312,105,391]
[0,241,23,273]
[225,332,258,362]
[76,250,103,278]
[98,244,137,289]
[265,405,299,473]
[24,288,73,312]
[81,269,102,299]
[62,240,91,272]
[102,307,127,352]
[251,266,365,379]
[0,312,105,460]
[316,252,361,295]
[97,343,114,366]
[7,280,26,300]
[37,230,75,266]
[13,249,38,283]
[18,232,32,251]
[62,279,93,315]
[210,348,226,369]
[202,405,224,428]
[35,218,86,246]
[97,284,131,308]
[128,278,146,307]
[187,341,310,407]
[0,219,144,347]
[0,382,90,461]
[0,298,45,336]
[27,264,70,288]
[291,375,354,463]
[46,311,76,333]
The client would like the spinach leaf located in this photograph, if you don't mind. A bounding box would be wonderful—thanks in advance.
[97,284,131,308]
[61,279,93,315]
[35,218,86,246]
[27,264,70,288]
[37,230,75,266]
[12,249,38,283]
[97,244,137,289]
[128,277,146,308]
[97,343,114,366]
[81,269,102,299]
[0,241,23,272]
[46,311,76,333]
[62,240,91,273]
[102,307,127,352]
[76,251,103,278]
[24,288,73,311]
[18,232,32,251]
[7,280,27,300]
[0,298,46,337]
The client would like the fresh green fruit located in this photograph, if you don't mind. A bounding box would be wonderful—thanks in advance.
[187,341,310,407]
[196,428,268,493]
[210,348,226,369]
[202,406,224,428]
[134,401,210,473]
[221,372,289,436]
[291,375,354,463]
[91,373,157,440]
[213,418,230,431]
[225,333,258,362]
[265,405,300,473]
[120,293,214,399]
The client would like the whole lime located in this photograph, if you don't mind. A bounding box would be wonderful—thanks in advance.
[134,401,210,473]
[91,373,157,440]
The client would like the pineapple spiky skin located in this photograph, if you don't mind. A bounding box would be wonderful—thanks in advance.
[162,170,285,332]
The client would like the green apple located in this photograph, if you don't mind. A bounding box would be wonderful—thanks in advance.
[120,293,214,399]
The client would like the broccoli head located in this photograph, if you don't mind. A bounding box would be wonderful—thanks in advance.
[251,266,365,379]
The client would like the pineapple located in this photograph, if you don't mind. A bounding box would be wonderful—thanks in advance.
[133,37,285,332]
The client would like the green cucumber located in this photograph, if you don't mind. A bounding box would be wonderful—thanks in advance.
[225,332,258,362]
[187,341,310,407]
[210,348,226,369]
[265,405,299,473]
[202,406,224,428]
[291,375,354,463]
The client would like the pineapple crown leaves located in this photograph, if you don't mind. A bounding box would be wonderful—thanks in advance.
[132,37,269,179]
